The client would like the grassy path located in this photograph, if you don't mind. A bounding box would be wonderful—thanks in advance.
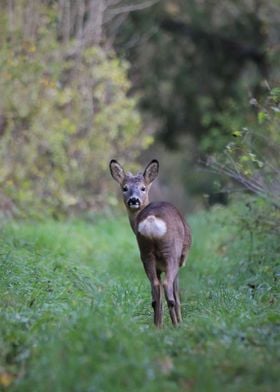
[0,210,279,391]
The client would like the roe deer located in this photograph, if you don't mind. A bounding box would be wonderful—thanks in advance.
[109,159,192,327]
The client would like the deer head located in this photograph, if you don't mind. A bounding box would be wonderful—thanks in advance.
[109,159,159,212]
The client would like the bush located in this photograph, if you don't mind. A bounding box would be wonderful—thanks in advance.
[0,4,152,217]
[205,88,280,257]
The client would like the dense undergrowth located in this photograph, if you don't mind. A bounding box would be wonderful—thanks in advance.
[0,204,279,391]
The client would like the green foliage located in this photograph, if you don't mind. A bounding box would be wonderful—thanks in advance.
[115,0,280,150]
[0,207,279,391]
[208,88,280,210]
[0,3,153,217]
[205,88,280,254]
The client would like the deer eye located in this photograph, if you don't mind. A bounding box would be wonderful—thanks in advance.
[122,185,128,192]
[141,186,146,192]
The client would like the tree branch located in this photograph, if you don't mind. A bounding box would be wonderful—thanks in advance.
[107,0,159,18]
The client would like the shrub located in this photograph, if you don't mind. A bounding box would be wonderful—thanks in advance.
[205,88,280,256]
[0,5,152,217]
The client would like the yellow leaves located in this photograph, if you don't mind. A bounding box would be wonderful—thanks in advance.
[0,32,152,215]
[240,154,250,163]
[232,130,242,137]
[0,370,15,388]
[22,41,36,53]
[40,78,56,89]
[59,191,78,207]
[57,118,77,134]
[56,88,74,106]
[142,135,154,149]
[258,111,268,124]
[243,169,252,177]
[225,137,265,179]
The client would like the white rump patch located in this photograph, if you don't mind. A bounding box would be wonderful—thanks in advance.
[138,215,167,239]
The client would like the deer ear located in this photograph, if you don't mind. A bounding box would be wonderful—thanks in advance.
[143,159,159,184]
[109,160,125,184]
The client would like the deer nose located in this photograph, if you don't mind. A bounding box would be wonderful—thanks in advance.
[128,197,140,207]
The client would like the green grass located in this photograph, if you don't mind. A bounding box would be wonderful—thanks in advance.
[0,208,279,391]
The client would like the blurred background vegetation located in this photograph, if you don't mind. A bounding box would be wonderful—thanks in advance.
[0,0,279,219]
[0,2,279,390]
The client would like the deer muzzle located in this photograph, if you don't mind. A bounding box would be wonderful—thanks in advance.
[128,197,141,209]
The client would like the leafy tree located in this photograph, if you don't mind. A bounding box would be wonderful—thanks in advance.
[114,0,280,151]
[0,1,152,216]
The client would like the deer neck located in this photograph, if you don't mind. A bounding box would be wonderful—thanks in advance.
[127,201,149,234]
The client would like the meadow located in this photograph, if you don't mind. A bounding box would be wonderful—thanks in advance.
[0,206,279,391]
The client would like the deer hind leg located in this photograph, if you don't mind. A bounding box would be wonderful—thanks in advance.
[173,275,182,323]
[143,260,163,327]
[151,280,163,327]
[163,266,179,326]
[153,268,163,325]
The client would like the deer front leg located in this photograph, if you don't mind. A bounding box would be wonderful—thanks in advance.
[143,259,163,327]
